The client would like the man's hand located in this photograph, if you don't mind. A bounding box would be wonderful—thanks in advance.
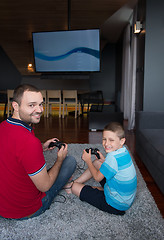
[57,144,68,162]
[42,138,59,151]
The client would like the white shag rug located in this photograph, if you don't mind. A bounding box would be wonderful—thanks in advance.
[1,144,164,240]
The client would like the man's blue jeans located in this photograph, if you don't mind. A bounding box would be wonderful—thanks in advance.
[19,155,76,220]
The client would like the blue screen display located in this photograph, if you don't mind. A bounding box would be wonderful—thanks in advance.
[32,29,100,72]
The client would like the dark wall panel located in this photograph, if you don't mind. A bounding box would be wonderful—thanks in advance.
[0,46,22,90]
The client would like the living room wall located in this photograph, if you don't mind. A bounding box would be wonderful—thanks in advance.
[89,43,116,102]
[0,46,22,91]
[144,0,164,111]
[21,42,116,102]
[0,41,116,103]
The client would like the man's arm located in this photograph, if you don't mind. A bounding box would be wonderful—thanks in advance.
[29,145,68,192]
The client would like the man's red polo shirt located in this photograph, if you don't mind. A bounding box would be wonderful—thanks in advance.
[0,117,46,219]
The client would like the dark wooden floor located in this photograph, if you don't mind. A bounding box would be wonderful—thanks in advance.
[1,113,164,217]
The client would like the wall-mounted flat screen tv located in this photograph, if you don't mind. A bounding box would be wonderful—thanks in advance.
[32,29,100,73]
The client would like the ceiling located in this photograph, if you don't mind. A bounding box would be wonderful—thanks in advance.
[0,0,137,75]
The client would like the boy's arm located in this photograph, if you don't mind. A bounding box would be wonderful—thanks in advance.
[82,149,104,182]
[87,160,104,182]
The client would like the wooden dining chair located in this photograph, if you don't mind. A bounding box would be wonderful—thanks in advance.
[62,90,80,118]
[40,90,47,117]
[7,89,14,117]
[46,90,62,118]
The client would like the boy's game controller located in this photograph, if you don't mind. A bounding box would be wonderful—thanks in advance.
[48,140,65,149]
[85,148,100,159]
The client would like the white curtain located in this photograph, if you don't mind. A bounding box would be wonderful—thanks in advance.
[120,23,137,130]
[120,24,131,120]
[128,33,137,130]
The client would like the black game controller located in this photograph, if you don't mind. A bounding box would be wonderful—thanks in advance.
[48,140,65,150]
[85,148,100,159]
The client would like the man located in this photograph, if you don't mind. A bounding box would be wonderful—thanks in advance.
[0,84,76,220]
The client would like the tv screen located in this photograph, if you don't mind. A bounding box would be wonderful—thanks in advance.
[32,29,100,73]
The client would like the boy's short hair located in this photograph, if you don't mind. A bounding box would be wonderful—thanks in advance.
[13,84,41,105]
[103,122,125,139]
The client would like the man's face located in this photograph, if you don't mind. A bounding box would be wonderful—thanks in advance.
[15,90,44,125]
[102,130,125,153]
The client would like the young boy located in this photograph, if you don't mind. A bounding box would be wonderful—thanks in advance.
[65,122,137,215]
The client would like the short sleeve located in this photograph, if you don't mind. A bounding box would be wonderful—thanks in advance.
[18,136,46,176]
[100,154,118,180]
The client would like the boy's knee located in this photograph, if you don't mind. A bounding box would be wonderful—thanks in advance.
[72,182,84,198]
[93,159,99,164]
[93,159,102,169]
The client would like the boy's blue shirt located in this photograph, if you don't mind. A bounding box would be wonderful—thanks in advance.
[100,146,137,211]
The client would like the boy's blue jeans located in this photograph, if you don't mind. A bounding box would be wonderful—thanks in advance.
[18,155,76,220]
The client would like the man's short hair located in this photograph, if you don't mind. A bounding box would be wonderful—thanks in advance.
[103,122,125,139]
[13,84,41,105]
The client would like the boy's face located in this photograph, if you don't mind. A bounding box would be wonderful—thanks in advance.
[102,130,125,153]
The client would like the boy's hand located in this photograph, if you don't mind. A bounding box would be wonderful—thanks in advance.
[97,151,105,161]
[82,149,92,163]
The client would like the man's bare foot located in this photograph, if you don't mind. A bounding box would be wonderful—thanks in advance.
[63,180,74,194]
